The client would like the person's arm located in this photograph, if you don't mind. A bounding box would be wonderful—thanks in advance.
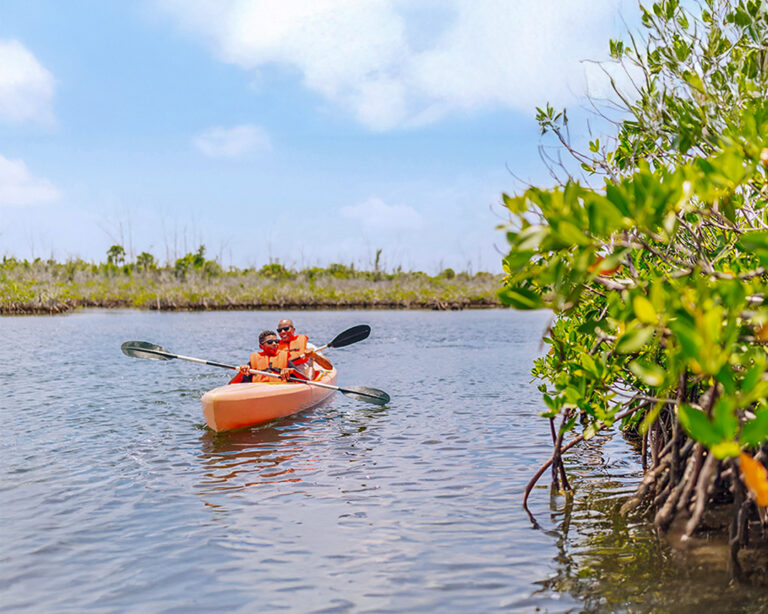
[289,341,315,366]
[280,367,308,381]
[305,342,333,370]
[229,364,252,384]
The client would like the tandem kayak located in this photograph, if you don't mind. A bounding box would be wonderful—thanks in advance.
[201,368,338,432]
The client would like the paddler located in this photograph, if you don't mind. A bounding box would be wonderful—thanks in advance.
[230,330,300,383]
[276,318,327,378]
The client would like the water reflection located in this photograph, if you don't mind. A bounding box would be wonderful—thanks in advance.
[198,414,311,493]
[536,432,768,613]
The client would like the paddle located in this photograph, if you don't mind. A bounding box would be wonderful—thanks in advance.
[315,324,371,352]
[121,340,390,406]
[293,324,371,370]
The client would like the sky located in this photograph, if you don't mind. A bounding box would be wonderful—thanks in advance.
[0,0,640,273]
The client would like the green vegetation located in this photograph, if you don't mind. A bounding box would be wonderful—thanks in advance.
[0,247,501,314]
[501,0,768,580]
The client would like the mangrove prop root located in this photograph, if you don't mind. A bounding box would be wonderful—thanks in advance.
[684,452,719,538]
[553,411,572,492]
[653,471,672,507]
[549,418,560,491]
[671,372,687,482]
[729,463,748,581]
[620,451,673,515]
[677,443,704,514]
[522,405,645,519]
[622,438,694,517]
[654,440,697,530]
[655,457,692,531]
[650,420,660,468]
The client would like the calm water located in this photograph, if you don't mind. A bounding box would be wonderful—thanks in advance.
[1,309,766,613]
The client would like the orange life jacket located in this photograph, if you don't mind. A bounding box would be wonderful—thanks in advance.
[278,333,309,366]
[249,350,289,382]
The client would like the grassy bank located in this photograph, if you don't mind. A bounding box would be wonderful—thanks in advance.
[0,253,502,315]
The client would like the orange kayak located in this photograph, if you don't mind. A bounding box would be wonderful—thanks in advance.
[201,368,338,432]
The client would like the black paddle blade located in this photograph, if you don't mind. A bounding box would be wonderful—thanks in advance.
[329,324,371,349]
[340,385,390,405]
[121,341,174,361]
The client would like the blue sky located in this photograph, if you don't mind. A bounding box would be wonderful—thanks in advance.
[0,0,639,272]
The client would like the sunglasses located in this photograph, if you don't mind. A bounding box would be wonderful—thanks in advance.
[263,339,279,345]
[277,326,292,333]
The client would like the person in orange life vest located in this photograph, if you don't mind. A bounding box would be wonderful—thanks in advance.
[230,330,296,384]
[276,319,321,378]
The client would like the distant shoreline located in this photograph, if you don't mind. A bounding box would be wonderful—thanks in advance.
[1,255,504,316]
[1,297,502,316]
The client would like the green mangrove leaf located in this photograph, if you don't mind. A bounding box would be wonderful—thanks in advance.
[586,194,626,235]
[710,440,741,459]
[543,394,561,412]
[579,353,599,378]
[498,286,545,310]
[629,359,666,387]
[640,401,664,434]
[741,407,768,447]
[502,192,528,214]
[560,411,578,435]
[669,318,702,362]
[740,358,766,396]
[678,403,722,447]
[605,182,630,216]
[715,363,736,396]
[736,230,768,252]
[713,397,738,440]
[633,295,657,324]
[503,250,535,272]
[554,220,591,247]
[616,326,654,354]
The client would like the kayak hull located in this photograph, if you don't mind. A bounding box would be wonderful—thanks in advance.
[201,369,338,432]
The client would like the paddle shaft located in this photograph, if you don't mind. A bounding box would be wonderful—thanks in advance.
[133,345,295,378]
[288,377,389,405]
[128,344,381,398]
[287,376,368,397]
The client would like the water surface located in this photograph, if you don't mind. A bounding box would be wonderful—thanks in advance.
[1,309,765,612]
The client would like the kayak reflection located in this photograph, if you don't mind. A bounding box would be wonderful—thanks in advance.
[197,410,322,494]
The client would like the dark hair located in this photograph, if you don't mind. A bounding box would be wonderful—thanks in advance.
[259,330,277,345]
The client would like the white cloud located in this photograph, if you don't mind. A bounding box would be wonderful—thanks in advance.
[193,124,271,158]
[157,0,637,130]
[0,154,60,206]
[0,40,55,125]
[340,197,422,232]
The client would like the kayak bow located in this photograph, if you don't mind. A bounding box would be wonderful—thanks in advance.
[201,369,338,432]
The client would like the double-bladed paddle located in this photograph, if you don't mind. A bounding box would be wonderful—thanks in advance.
[120,338,389,406]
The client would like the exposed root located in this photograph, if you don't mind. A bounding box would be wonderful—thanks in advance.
[552,411,572,492]
[655,441,698,531]
[526,390,768,583]
[621,449,673,515]
[684,452,719,538]
[677,443,704,514]
[522,405,643,520]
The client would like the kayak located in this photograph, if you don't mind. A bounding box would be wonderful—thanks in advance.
[201,368,338,432]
